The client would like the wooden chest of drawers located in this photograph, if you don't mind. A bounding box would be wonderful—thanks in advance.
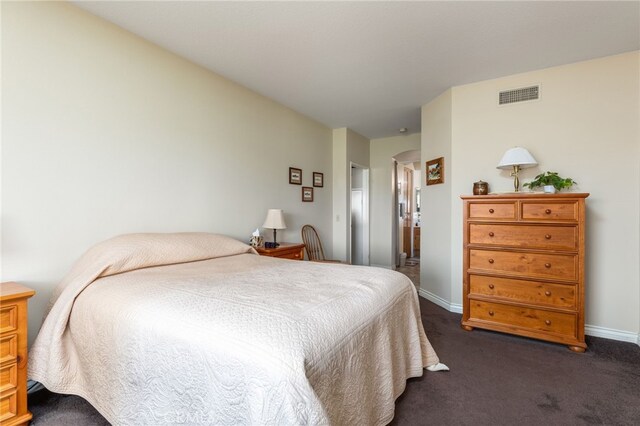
[255,243,305,260]
[0,283,35,426]
[461,193,589,352]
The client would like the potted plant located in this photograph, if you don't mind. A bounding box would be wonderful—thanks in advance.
[523,171,577,193]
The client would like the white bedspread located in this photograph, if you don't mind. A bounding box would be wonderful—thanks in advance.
[29,233,441,425]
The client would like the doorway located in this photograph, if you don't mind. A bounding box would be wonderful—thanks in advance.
[401,166,414,258]
[350,163,369,265]
[392,150,421,286]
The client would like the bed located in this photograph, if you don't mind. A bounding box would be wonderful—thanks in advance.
[29,233,445,425]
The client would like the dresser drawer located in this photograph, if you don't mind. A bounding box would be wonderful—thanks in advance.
[469,223,577,250]
[256,244,305,260]
[0,389,17,423]
[521,201,578,221]
[468,202,516,220]
[469,300,577,338]
[469,275,576,309]
[0,335,17,365]
[0,363,17,393]
[273,248,303,260]
[469,249,577,281]
[0,306,17,335]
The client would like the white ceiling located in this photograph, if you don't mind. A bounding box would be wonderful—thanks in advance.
[74,1,640,139]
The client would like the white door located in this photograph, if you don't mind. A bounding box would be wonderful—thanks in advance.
[349,164,369,266]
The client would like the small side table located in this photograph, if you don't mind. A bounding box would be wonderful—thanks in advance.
[0,282,35,426]
[255,243,305,260]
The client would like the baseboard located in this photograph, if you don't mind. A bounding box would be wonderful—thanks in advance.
[418,289,462,314]
[585,324,640,346]
[418,290,639,347]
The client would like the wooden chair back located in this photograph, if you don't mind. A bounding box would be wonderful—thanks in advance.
[301,225,326,261]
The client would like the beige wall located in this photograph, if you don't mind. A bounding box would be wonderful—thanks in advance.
[369,133,421,268]
[1,2,333,342]
[423,51,640,340]
[420,90,453,305]
[332,128,369,262]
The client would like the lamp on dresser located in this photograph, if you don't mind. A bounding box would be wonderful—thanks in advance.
[497,147,538,192]
[262,209,286,248]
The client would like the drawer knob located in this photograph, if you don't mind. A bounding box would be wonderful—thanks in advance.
[488,284,495,290]
[489,310,495,316]
[489,208,495,214]
[488,259,494,264]
[545,320,551,326]
[545,209,552,214]
[545,290,551,296]
[545,263,551,268]
[488,232,495,237]
[545,234,552,239]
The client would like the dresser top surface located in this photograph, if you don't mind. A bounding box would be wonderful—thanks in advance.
[461,192,589,200]
[255,242,305,254]
[0,282,36,302]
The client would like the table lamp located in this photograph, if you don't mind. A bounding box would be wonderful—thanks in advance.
[497,147,538,192]
[262,209,286,247]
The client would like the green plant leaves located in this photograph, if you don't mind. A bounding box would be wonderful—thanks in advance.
[523,171,577,191]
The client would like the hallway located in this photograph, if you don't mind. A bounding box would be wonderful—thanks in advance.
[396,257,420,289]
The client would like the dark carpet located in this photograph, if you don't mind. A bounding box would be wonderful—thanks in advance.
[29,298,640,425]
[392,299,640,425]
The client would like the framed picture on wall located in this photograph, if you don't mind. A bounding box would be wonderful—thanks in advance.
[302,186,314,202]
[289,167,302,185]
[426,157,444,185]
[313,172,324,187]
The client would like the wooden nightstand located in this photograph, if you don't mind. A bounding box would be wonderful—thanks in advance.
[255,243,305,260]
[0,282,35,426]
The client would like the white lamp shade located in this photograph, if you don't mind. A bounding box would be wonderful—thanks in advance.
[262,209,287,230]
[497,147,538,169]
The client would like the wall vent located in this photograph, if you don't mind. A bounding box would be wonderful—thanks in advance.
[499,85,539,105]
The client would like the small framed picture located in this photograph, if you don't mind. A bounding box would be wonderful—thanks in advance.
[426,157,444,185]
[302,186,314,202]
[313,172,324,188]
[289,167,302,185]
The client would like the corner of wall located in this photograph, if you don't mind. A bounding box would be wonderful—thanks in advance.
[420,89,454,306]
[332,128,371,263]
[332,129,348,260]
